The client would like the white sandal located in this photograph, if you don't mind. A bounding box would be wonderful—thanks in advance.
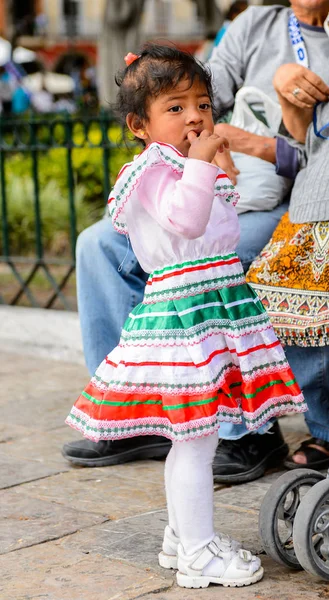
[158,526,242,571]
[176,535,264,588]
[158,526,180,569]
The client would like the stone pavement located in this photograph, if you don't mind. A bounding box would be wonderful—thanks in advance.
[1,348,329,600]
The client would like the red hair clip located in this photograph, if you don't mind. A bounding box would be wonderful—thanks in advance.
[124,52,140,67]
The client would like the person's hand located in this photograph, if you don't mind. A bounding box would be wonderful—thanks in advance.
[213,122,276,168]
[214,122,241,146]
[273,64,329,109]
[187,129,229,164]
[212,148,240,185]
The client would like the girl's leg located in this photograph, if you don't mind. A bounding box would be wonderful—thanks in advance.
[169,434,263,588]
[160,435,217,567]
[170,433,218,555]
[160,437,241,570]
[159,445,180,569]
[164,444,178,534]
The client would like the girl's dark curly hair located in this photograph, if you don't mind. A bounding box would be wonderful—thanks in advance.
[114,42,214,143]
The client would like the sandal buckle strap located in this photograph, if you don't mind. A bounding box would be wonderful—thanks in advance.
[187,538,228,573]
[238,548,252,563]
[188,547,217,573]
[208,539,222,556]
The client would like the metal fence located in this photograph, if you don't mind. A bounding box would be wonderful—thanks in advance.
[0,112,136,310]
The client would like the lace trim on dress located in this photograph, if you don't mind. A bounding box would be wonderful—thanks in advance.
[108,141,239,234]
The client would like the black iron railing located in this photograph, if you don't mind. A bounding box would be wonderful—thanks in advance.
[0,112,136,310]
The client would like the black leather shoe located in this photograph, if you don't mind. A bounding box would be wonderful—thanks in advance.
[213,421,289,484]
[62,435,172,467]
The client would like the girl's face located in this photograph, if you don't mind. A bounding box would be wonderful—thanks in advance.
[141,78,214,156]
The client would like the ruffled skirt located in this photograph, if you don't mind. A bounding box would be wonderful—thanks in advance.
[66,253,306,441]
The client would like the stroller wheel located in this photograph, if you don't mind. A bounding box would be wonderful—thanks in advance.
[294,478,329,580]
[259,469,324,569]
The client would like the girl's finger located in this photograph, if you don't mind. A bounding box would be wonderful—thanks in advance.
[187,130,198,143]
[199,129,211,139]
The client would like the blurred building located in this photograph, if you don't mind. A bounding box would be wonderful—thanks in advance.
[44,0,205,39]
[0,0,279,102]
[0,0,214,74]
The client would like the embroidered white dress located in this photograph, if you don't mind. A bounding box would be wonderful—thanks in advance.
[66,142,306,441]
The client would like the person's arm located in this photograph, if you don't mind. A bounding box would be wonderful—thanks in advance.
[273,66,316,143]
[275,135,306,178]
[213,122,304,181]
[276,93,312,143]
[273,63,329,110]
[208,9,252,115]
[137,160,220,239]
[136,135,230,239]
[213,123,276,163]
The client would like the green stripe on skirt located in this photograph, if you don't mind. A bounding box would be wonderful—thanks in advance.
[125,285,265,334]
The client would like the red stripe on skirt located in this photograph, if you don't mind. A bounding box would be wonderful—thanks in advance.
[74,366,301,426]
[105,340,281,369]
[146,257,240,285]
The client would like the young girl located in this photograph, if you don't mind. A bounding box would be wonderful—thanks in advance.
[66,43,306,589]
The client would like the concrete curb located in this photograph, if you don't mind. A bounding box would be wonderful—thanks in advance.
[0,306,84,364]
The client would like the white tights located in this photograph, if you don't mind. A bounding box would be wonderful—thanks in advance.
[164,432,218,556]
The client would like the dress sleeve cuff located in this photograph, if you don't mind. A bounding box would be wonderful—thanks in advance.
[183,158,219,189]
[275,137,299,180]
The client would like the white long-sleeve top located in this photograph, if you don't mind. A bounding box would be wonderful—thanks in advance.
[109,142,240,275]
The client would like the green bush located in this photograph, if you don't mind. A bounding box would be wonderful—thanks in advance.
[5,143,136,205]
[0,175,104,256]
[0,123,138,256]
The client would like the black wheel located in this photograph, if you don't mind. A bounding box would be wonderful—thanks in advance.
[259,469,324,569]
[293,479,329,580]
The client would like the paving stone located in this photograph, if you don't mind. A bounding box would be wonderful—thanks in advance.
[18,462,167,520]
[0,454,64,489]
[0,487,107,554]
[1,348,324,600]
[215,507,262,554]
[0,352,88,431]
[58,509,172,575]
[0,426,81,467]
[139,554,328,600]
[0,540,171,600]
[0,421,35,442]
[0,351,87,397]
[215,482,269,511]
[0,389,71,432]
[59,503,263,567]
[0,426,85,488]
[214,484,270,553]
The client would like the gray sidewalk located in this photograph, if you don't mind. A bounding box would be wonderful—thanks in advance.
[1,309,328,599]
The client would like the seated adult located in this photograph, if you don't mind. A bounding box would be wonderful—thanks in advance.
[246,70,329,470]
[62,0,329,479]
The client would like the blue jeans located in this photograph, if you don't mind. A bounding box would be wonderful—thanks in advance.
[76,200,329,443]
[285,345,329,443]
